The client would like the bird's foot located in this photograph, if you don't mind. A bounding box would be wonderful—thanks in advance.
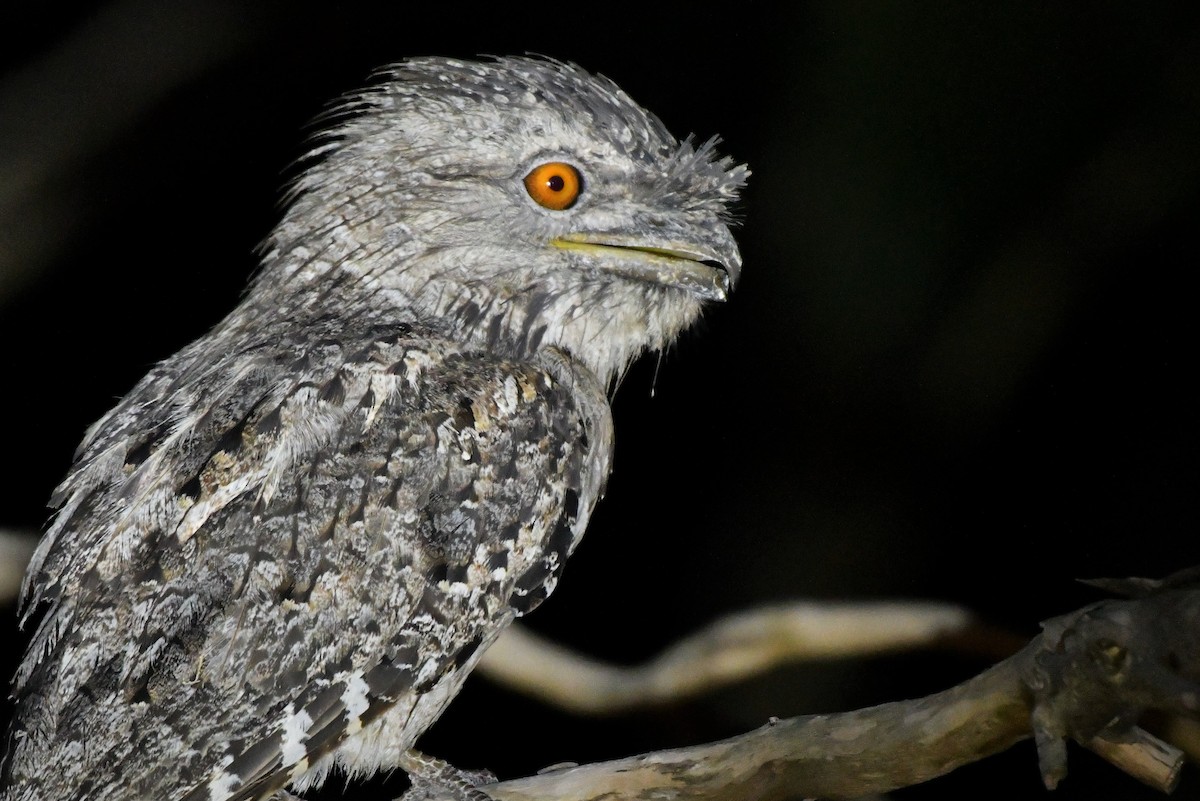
[395,749,497,801]
[1022,571,1200,789]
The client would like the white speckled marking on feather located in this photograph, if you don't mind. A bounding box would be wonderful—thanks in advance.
[279,706,313,767]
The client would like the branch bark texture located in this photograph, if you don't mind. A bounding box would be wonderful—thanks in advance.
[484,586,1200,800]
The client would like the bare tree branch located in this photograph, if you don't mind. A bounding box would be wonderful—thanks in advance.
[486,655,1031,801]
[481,584,1200,800]
[478,601,973,714]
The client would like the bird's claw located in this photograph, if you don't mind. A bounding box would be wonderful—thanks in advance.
[395,750,497,801]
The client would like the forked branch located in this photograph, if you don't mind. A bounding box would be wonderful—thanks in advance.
[481,582,1200,800]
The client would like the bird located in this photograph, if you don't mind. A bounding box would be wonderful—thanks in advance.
[1,56,746,801]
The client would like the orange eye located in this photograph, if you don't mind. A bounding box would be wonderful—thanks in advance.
[524,162,583,210]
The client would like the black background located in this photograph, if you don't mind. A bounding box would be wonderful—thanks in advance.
[1,3,1198,799]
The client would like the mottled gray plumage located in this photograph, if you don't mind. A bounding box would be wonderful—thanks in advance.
[2,56,745,801]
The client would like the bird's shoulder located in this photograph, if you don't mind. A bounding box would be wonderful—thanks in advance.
[24,317,609,616]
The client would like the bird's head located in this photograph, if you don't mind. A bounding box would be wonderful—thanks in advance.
[259,56,748,385]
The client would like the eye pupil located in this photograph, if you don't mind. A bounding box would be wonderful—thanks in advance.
[524,162,582,211]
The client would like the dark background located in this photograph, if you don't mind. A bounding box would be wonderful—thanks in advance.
[1,2,1198,799]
